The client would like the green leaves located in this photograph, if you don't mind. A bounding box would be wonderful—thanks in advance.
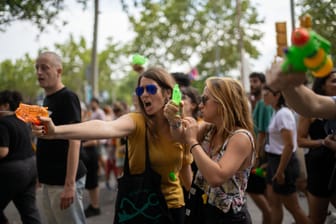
[0,0,86,32]
[121,0,264,78]
[0,36,130,104]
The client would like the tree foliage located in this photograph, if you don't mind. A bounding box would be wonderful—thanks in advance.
[297,0,336,59]
[0,36,134,104]
[0,0,87,32]
[120,0,264,78]
[0,54,38,102]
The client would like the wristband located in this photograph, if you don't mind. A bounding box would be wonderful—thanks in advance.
[189,143,201,153]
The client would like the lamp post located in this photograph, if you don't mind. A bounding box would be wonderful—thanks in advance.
[236,0,245,88]
[290,0,296,31]
[91,0,99,98]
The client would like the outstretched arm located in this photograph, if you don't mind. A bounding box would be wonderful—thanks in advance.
[282,85,336,119]
[33,114,135,140]
[266,61,336,119]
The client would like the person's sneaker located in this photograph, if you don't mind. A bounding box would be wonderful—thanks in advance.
[84,204,101,218]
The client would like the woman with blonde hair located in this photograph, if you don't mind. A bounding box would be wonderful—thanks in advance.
[166,77,255,223]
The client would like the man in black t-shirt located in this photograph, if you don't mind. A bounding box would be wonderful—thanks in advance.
[35,51,87,224]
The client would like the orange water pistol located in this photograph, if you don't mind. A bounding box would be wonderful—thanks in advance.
[15,103,49,125]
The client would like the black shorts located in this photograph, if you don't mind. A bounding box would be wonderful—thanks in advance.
[203,204,251,224]
[305,148,336,197]
[81,146,99,189]
[266,153,299,195]
[185,184,251,224]
[246,173,266,194]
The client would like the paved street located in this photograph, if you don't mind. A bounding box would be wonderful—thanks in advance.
[4,175,336,223]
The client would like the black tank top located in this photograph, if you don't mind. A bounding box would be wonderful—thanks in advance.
[308,118,327,140]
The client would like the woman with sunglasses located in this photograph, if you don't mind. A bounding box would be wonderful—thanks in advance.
[32,67,193,224]
[166,77,255,223]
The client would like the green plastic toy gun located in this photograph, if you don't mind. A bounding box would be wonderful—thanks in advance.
[281,27,333,78]
[172,84,182,105]
[251,167,266,178]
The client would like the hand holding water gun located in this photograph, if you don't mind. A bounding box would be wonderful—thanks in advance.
[172,84,182,106]
[281,15,333,78]
[132,54,147,66]
[163,84,183,128]
[131,53,147,74]
[15,103,49,125]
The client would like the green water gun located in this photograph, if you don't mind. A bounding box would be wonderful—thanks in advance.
[131,54,147,65]
[281,15,333,78]
[169,172,177,181]
[172,84,182,105]
[251,167,266,178]
[282,28,333,78]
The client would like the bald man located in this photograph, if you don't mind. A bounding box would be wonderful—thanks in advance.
[35,52,87,224]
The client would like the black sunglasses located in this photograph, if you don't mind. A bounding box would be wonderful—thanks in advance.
[200,95,209,104]
[135,84,158,96]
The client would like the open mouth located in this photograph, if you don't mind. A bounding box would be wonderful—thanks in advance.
[144,101,151,108]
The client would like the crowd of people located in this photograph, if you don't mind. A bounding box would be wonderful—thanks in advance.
[1,51,336,224]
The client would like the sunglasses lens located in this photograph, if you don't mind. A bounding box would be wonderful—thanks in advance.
[135,86,144,96]
[146,85,157,95]
[135,85,157,96]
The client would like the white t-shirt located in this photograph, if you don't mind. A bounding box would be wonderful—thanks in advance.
[91,108,106,121]
[265,107,297,155]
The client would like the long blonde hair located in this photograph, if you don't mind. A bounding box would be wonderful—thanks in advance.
[206,77,254,145]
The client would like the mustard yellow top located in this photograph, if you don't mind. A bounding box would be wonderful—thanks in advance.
[128,112,192,208]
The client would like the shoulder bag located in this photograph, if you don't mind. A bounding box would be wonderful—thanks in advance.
[114,129,173,224]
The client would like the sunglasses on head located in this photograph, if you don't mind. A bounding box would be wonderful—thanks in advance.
[200,95,209,104]
[135,84,158,96]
